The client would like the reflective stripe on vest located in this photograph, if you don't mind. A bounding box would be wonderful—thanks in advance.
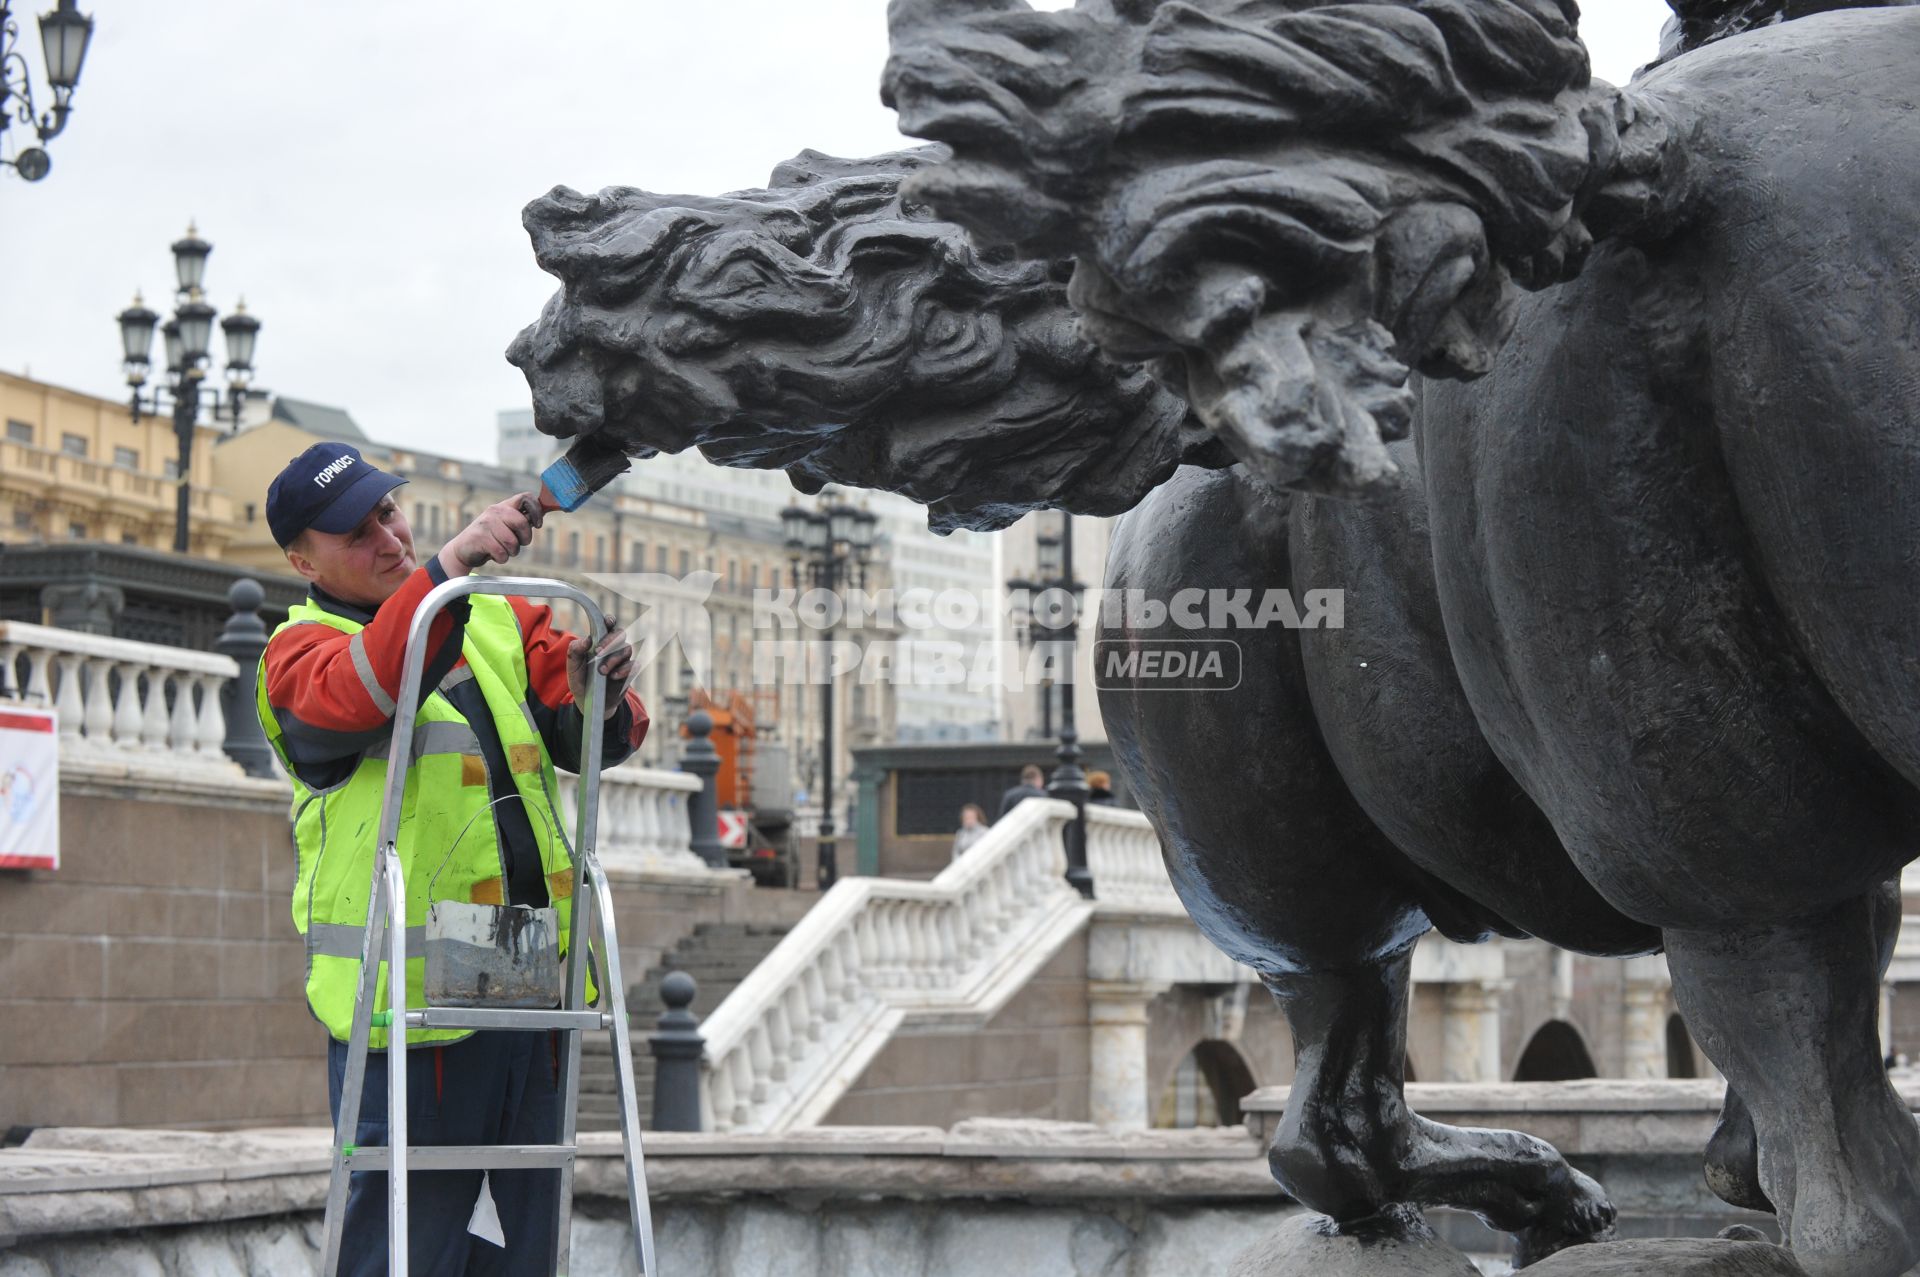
[258,593,589,1048]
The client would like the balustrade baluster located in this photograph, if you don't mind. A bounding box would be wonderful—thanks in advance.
[79,658,112,744]
[935,908,963,980]
[193,673,227,758]
[139,669,171,750]
[24,649,53,703]
[766,1002,792,1082]
[111,662,144,748]
[782,984,811,1058]
[956,893,983,964]
[817,941,846,1022]
[168,666,197,751]
[747,1024,773,1103]
[853,908,878,977]
[0,642,18,700]
[710,1058,736,1132]
[909,907,936,988]
[884,904,912,988]
[800,966,828,1039]
[728,1052,754,1128]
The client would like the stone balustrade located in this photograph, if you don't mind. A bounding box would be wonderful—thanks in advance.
[1082,803,1186,917]
[0,619,241,776]
[699,798,1088,1132]
[556,761,705,876]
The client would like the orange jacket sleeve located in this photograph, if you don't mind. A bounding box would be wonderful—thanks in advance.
[263,564,463,735]
[509,595,650,766]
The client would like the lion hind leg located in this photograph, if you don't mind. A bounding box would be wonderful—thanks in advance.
[1264,947,1614,1264]
[1666,891,1920,1277]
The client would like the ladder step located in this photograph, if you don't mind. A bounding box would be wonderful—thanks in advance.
[378,1008,612,1031]
[343,1144,577,1171]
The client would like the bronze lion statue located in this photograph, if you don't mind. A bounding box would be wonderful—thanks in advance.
[510,1,1920,1271]
[882,0,1920,1273]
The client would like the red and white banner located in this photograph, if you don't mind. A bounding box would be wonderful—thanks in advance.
[0,707,58,871]
[718,810,749,850]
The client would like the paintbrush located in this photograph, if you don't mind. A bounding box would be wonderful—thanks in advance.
[537,433,634,514]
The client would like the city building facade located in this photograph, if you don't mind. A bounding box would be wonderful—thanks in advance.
[1000,510,1113,747]
[0,369,238,557]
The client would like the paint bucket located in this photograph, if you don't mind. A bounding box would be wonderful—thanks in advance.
[423,900,563,1008]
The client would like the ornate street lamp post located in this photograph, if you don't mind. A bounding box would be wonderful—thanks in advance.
[1008,514,1094,898]
[115,225,265,554]
[0,0,92,182]
[783,490,876,890]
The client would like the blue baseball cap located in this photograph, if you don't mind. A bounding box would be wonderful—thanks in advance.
[266,443,408,549]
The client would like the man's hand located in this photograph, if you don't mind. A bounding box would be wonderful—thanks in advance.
[437,493,543,576]
[568,625,635,719]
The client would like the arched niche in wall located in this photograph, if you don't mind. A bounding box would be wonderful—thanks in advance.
[1155,1039,1258,1128]
[1512,1019,1598,1082]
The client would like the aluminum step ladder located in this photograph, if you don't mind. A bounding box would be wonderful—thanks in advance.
[318,575,655,1276]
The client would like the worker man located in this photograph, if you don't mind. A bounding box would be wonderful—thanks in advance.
[255,442,647,1275]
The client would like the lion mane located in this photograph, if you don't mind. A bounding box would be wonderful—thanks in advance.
[506,147,1221,534]
[883,0,1654,497]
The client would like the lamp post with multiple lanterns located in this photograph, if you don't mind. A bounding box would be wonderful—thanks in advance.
[782,490,877,890]
[0,0,92,182]
[1006,514,1094,898]
[1006,524,1068,741]
[115,225,264,554]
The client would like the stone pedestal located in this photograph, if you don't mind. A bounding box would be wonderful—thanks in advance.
[1228,1211,1481,1277]
[1088,981,1157,1129]
[1525,1238,1807,1274]
[1441,980,1504,1083]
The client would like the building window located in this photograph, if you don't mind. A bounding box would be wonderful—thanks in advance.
[595,536,606,571]
[68,522,87,540]
[163,459,179,479]
[245,502,256,523]
[12,508,31,530]
[568,532,580,566]
[113,446,139,469]
[121,532,139,545]
[678,549,690,576]
[630,540,645,570]
[749,564,760,592]
[60,434,88,458]
[656,546,668,573]
[5,420,30,443]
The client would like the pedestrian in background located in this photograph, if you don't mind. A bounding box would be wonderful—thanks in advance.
[1087,770,1117,806]
[997,764,1048,819]
[951,803,989,860]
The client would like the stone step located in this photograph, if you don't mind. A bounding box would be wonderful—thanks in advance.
[578,921,793,1129]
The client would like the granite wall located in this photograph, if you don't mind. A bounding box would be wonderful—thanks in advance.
[0,781,794,1134]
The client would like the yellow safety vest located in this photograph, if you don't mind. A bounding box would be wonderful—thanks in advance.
[258,593,587,1048]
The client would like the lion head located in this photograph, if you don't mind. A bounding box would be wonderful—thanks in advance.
[506,147,1223,533]
[884,0,1627,497]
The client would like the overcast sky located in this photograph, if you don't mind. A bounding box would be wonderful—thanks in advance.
[1,0,1673,464]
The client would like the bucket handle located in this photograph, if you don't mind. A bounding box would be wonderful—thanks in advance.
[427,791,562,907]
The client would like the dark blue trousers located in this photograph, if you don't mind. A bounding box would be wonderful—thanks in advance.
[327,1032,562,1276]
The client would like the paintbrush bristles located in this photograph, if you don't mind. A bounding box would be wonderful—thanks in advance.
[538,434,634,512]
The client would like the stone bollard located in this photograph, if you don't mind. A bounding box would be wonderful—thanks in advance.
[649,970,704,1131]
[215,578,276,778]
[679,709,726,869]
